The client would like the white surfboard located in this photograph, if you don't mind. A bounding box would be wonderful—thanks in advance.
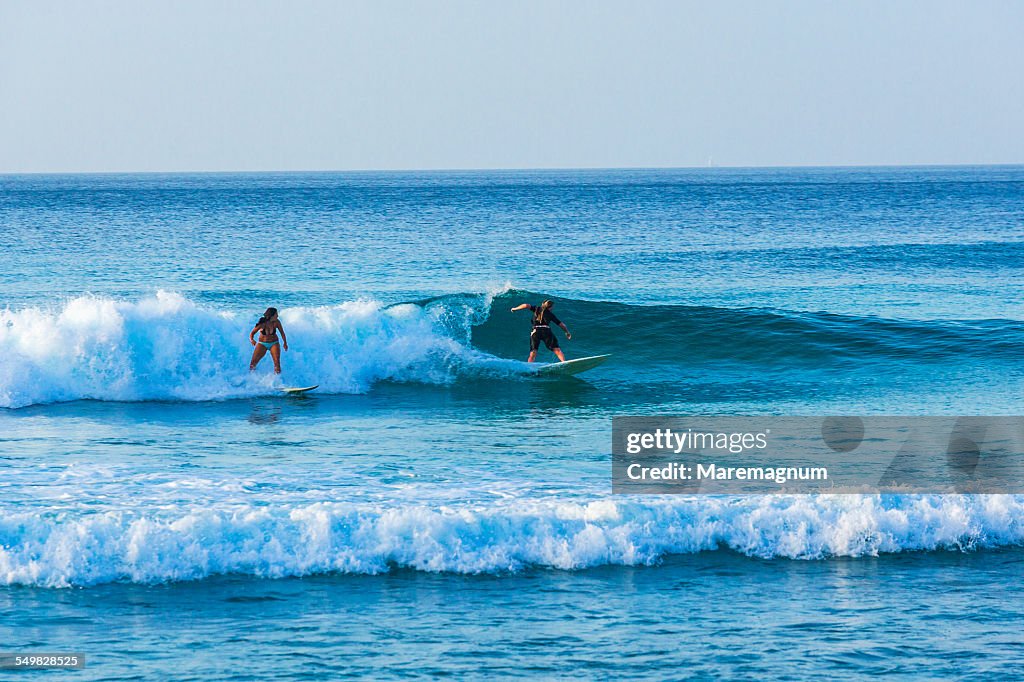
[535,355,611,376]
[279,385,319,394]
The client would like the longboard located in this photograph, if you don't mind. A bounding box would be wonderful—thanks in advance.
[279,385,319,394]
[535,354,611,376]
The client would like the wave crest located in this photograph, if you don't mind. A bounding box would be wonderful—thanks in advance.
[2,495,1021,587]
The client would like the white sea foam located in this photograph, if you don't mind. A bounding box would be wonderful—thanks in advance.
[0,291,514,408]
[1,495,1021,587]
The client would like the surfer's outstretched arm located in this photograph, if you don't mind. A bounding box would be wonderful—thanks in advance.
[510,303,530,312]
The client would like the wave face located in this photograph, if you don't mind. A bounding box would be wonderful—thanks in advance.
[476,290,1024,366]
[2,289,1023,408]
[1,495,1021,587]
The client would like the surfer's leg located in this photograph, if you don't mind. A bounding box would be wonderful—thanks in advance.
[527,350,537,362]
[249,344,267,370]
[543,330,564,361]
[269,343,282,374]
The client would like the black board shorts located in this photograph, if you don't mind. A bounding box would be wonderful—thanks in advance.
[530,326,559,351]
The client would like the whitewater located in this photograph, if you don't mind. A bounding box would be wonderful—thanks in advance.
[0,290,508,408]
[3,495,1023,587]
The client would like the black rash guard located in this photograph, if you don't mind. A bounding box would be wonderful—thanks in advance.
[528,305,562,328]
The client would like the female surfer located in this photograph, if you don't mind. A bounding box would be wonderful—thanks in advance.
[249,307,288,374]
[510,299,571,362]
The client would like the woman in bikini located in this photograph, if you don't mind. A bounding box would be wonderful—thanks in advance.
[249,307,288,374]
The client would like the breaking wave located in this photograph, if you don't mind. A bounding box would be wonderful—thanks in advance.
[1,495,1022,587]
[2,288,1021,408]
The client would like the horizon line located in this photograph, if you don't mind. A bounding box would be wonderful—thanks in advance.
[2,162,1022,177]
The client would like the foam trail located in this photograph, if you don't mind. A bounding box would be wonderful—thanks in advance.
[0,291,510,408]
[1,495,1021,587]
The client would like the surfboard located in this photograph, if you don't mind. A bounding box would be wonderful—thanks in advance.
[279,385,319,394]
[535,354,611,376]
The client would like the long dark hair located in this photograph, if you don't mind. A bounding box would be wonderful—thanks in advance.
[533,300,553,325]
[257,307,278,327]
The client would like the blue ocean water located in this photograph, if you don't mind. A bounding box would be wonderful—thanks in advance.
[2,167,1023,678]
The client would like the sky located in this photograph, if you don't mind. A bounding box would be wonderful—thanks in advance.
[1,0,1022,172]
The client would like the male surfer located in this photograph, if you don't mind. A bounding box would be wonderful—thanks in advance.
[249,307,288,373]
[510,299,571,362]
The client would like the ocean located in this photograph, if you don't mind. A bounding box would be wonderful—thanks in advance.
[2,166,1023,678]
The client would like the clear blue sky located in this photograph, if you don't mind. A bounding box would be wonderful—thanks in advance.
[1,0,1021,172]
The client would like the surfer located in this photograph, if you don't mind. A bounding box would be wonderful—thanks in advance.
[249,307,288,374]
[510,299,571,362]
